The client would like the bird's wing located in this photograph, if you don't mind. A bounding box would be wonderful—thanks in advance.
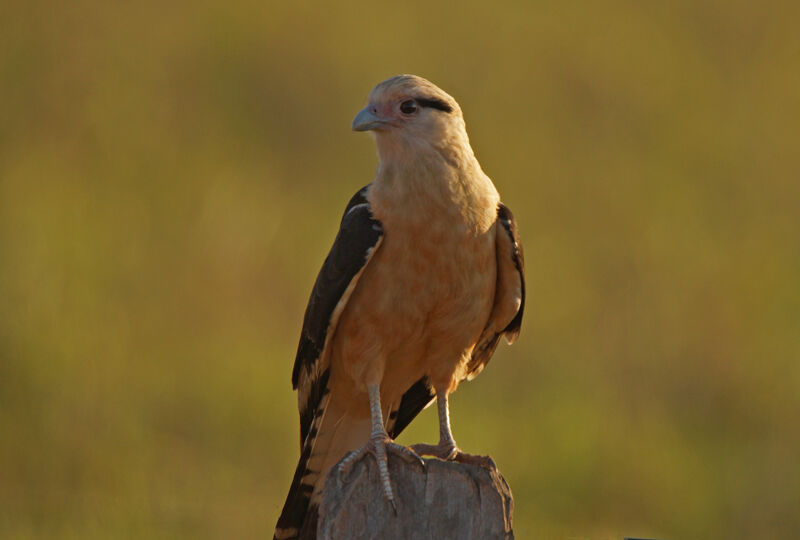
[291,185,379,447]
[276,186,382,540]
[466,202,525,380]
[387,375,435,439]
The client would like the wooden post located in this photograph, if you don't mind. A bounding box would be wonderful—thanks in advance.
[309,451,514,539]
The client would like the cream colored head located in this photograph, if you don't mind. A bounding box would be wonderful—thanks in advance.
[352,75,471,162]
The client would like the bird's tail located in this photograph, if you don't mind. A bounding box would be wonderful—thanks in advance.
[273,389,371,540]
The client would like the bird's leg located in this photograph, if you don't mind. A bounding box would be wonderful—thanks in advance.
[410,390,459,459]
[411,390,496,469]
[337,383,423,511]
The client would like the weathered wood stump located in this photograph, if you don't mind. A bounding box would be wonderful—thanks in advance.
[312,451,514,539]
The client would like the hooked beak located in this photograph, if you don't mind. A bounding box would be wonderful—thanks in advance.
[352,107,387,132]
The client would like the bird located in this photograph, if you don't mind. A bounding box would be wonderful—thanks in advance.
[273,74,525,540]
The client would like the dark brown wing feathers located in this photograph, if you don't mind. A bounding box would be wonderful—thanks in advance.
[497,202,525,339]
[276,186,380,539]
[465,203,525,378]
[291,186,378,445]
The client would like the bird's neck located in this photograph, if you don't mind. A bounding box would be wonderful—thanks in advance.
[368,135,499,234]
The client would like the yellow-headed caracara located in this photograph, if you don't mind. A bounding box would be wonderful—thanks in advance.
[274,75,525,539]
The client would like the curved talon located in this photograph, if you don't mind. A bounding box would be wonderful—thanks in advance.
[337,450,363,486]
[389,442,426,467]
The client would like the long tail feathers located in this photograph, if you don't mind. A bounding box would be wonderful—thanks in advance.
[274,377,434,539]
[274,390,371,539]
[274,390,331,540]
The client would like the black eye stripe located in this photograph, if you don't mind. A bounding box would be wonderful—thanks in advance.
[415,97,453,113]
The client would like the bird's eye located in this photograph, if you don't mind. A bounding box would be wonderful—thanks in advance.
[400,100,418,115]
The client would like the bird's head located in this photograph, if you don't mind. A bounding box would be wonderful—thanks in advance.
[352,75,468,160]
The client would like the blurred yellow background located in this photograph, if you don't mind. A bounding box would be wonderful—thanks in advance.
[2,1,799,538]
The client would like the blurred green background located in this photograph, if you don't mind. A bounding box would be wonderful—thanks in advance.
[2,1,799,538]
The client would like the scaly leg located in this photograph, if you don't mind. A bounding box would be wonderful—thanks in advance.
[411,390,496,468]
[337,384,423,511]
[410,390,458,459]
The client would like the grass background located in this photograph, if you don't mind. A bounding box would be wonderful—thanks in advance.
[1,1,799,538]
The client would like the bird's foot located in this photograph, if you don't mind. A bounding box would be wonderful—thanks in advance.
[410,440,459,460]
[337,434,423,512]
[411,440,496,469]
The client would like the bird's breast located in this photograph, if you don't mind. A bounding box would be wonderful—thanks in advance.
[332,215,497,396]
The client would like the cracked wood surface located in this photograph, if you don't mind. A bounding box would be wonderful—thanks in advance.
[305,452,514,539]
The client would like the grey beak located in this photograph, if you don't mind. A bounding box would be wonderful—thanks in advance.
[352,107,386,132]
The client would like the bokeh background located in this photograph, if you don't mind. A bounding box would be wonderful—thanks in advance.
[2,1,799,538]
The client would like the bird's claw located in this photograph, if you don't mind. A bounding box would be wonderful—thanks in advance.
[338,439,422,478]
[411,441,496,469]
[337,450,362,486]
[336,435,423,508]
[389,441,426,467]
[411,440,459,461]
